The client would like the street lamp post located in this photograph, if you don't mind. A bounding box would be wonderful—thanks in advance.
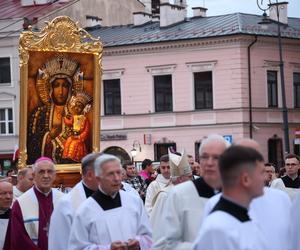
[256,0,290,153]
[130,140,141,165]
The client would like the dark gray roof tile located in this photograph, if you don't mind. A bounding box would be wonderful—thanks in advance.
[89,13,300,47]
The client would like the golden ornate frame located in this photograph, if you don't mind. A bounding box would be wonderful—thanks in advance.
[19,16,102,172]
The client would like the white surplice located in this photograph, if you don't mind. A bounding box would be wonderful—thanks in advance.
[150,184,173,241]
[121,182,140,197]
[271,178,299,201]
[68,189,152,250]
[291,190,300,250]
[203,187,292,250]
[152,179,212,250]
[13,186,23,202]
[48,181,87,250]
[0,217,9,249]
[145,174,170,216]
[193,210,268,250]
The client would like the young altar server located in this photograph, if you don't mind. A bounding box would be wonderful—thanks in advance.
[4,157,64,250]
[193,146,268,250]
[202,138,292,250]
[68,154,152,250]
[271,154,300,201]
[48,152,100,250]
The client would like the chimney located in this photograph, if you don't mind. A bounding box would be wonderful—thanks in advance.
[174,0,187,8]
[268,1,288,24]
[140,0,152,14]
[192,7,207,18]
[133,12,152,26]
[86,16,102,28]
[160,1,187,27]
[21,0,51,6]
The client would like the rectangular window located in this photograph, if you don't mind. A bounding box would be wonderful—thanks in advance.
[294,73,300,108]
[267,70,278,107]
[154,143,176,161]
[103,79,121,115]
[194,71,213,109]
[154,75,173,112]
[0,108,13,135]
[0,58,11,84]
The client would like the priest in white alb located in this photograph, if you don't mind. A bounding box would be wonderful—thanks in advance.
[193,146,268,250]
[153,135,228,250]
[48,152,100,250]
[145,154,170,216]
[202,139,292,250]
[151,149,193,248]
[68,154,152,250]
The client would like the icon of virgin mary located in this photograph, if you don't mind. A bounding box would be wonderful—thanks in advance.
[27,55,86,164]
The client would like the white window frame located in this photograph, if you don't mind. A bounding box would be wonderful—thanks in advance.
[102,68,125,116]
[0,108,14,135]
[0,56,12,87]
[264,61,282,108]
[290,62,300,108]
[293,71,300,108]
[146,64,176,112]
[186,61,217,110]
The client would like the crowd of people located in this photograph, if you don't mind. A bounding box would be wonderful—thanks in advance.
[0,134,300,250]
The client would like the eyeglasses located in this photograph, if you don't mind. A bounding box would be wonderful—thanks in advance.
[37,169,55,176]
[200,154,219,162]
[285,163,298,167]
[0,191,13,196]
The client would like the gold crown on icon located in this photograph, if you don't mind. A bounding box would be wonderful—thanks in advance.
[45,55,78,82]
[70,91,92,107]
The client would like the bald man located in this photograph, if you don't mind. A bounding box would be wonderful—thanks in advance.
[13,167,34,200]
[199,138,292,250]
[0,181,13,249]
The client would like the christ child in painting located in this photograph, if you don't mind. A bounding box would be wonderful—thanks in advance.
[62,91,92,163]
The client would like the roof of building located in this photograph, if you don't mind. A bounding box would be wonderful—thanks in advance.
[89,13,300,47]
[0,0,73,20]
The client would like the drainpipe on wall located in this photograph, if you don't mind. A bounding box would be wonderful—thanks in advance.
[247,35,257,139]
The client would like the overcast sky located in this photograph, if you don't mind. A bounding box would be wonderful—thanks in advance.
[186,0,300,18]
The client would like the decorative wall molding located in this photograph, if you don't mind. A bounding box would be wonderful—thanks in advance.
[186,61,217,72]
[263,60,280,68]
[145,64,177,75]
[289,62,300,71]
[102,68,125,80]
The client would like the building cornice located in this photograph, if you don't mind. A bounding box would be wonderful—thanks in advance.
[102,34,300,56]
[103,35,256,56]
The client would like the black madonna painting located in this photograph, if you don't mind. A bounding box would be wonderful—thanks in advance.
[27,52,95,164]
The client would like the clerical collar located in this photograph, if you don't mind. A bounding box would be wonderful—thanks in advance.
[82,182,94,198]
[98,186,118,199]
[192,177,220,198]
[282,175,300,188]
[120,183,126,191]
[211,196,250,222]
[34,186,52,197]
[92,189,121,211]
[0,208,11,219]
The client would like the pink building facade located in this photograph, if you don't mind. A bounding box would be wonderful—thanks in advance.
[91,10,300,168]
